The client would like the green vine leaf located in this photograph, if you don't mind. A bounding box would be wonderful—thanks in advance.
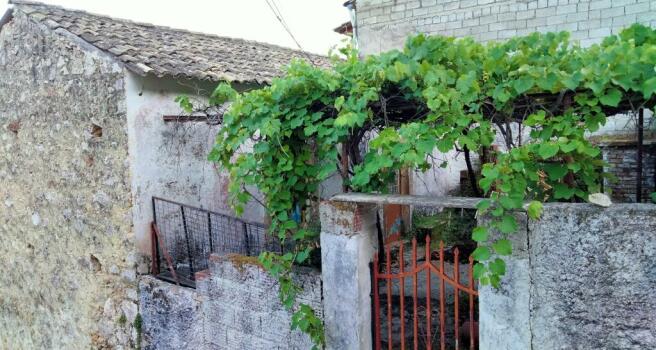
[599,88,622,107]
[526,201,544,220]
[192,24,656,345]
[492,239,513,256]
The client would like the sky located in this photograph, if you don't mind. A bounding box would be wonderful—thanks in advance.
[0,0,351,55]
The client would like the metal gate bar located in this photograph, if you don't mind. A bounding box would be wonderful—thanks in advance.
[373,235,478,350]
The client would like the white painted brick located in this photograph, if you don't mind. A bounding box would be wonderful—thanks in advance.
[427,22,447,31]
[589,9,602,19]
[590,0,612,10]
[577,2,590,11]
[459,0,478,8]
[548,0,559,6]
[516,28,534,36]
[600,17,613,27]
[611,26,626,35]
[470,24,490,33]
[637,12,656,23]
[478,0,495,5]
[652,0,656,10]
[579,18,602,29]
[556,4,578,14]
[536,7,557,16]
[480,14,498,25]
[589,27,611,38]
[463,18,480,27]
[445,1,460,10]
[413,7,430,16]
[566,12,589,22]
[363,16,379,25]
[610,0,636,7]
[510,2,528,12]
[406,1,422,9]
[612,14,637,26]
[421,0,438,6]
[547,14,568,25]
[625,2,650,14]
[527,16,549,27]
[570,29,590,40]
[445,20,463,29]
[514,19,528,29]
[528,1,539,9]
[561,22,579,31]
[601,7,626,18]
[392,4,406,12]
[454,27,473,36]
[498,12,517,21]
[498,29,517,38]
[517,9,536,20]
[391,11,405,20]
[489,21,511,31]
[478,30,499,41]
[558,0,568,5]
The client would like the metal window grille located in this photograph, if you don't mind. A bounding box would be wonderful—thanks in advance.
[151,197,282,287]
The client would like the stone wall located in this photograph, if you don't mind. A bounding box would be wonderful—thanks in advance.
[479,203,656,349]
[0,12,140,349]
[355,0,656,55]
[139,254,323,350]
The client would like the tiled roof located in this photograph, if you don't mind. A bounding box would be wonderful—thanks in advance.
[8,0,331,84]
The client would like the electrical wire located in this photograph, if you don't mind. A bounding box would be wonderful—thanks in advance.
[264,0,317,66]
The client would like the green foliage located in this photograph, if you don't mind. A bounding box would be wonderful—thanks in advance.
[180,24,656,346]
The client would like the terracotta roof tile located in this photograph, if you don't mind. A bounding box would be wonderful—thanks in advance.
[9,0,331,84]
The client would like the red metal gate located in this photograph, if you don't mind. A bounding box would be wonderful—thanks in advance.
[373,236,478,350]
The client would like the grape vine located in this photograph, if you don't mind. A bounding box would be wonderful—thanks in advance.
[181,24,656,347]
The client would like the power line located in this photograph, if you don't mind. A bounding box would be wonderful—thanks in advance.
[264,0,316,66]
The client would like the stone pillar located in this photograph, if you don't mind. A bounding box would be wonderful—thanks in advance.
[320,201,378,350]
[478,213,531,350]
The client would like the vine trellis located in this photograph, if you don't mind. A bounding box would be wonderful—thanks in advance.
[180,24,656,347]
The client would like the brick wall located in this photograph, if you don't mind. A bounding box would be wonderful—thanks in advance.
[603,143,656,203]
[355,0,656,54]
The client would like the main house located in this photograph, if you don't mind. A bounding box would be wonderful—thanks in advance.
[0,1,327,348]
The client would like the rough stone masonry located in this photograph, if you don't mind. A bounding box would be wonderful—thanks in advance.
[139,254,323,350]
[480,203,656,350]
[0,11,140,349]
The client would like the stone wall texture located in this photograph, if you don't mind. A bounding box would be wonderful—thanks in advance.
[355,0,656,55]
[480,203,656,350]
[139,254,323,350]
[0,12,140,349]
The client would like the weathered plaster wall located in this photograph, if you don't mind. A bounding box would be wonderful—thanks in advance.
[0,11,141,349]
[125,74,266,253]
[480,203,656,350]
[139,254,322,350]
